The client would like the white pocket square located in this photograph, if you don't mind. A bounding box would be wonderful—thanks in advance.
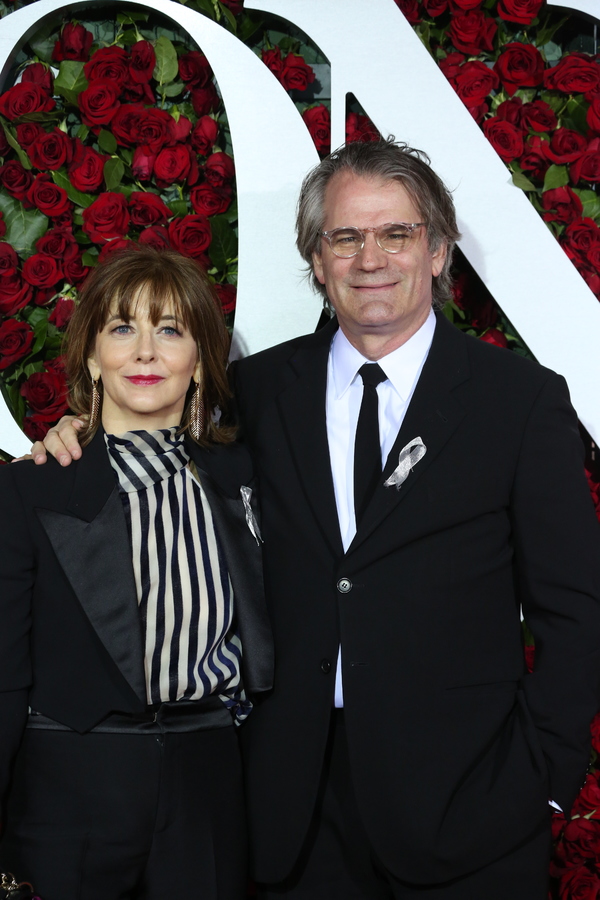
[240,486,263,545]
[383,437,427,491]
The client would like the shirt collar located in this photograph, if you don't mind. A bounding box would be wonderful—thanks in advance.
[329,307,436,402]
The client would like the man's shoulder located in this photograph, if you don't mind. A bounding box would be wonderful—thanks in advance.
[236,325,329,374]
[0,452,78,507]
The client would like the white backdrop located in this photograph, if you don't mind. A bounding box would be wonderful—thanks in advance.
[0,0,599,456]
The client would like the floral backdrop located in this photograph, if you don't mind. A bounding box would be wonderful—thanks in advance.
[0,0,599,892]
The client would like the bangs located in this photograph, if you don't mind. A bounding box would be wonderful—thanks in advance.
[102,278,195,333]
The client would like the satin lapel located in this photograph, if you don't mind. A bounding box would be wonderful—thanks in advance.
[35,430,146,705]
[187,451,274,694]
[276,319,343,557]
[349,314,470,554]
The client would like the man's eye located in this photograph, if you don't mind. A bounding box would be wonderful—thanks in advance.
[333,232,361,246]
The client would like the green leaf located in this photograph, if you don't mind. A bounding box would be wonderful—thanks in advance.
[54,61,88,107]
[575,189,600,221]
[167,199,188,217]
[237,11,263,44]
[98,129,117,154]
[77,123,90,142]
[104,157,124,191]
[30,315,48,356]
[540,91,567,115]
[27,22,58,64]
[208,215,237,271]
[511,170,536,191]
[119,148,133,166]
[543,164,569,192]
[0,190,47,258]
[218,1,237,32]
[81,249,98,266]
[160,81,185,98]
[153,36,179,85]
[117,11,149,22]
[0,118,31,169]
[5,380,25,427]
[563,97,588,136]
[24,306,50,328]
[193,0,217,18]
[51,170,95,209]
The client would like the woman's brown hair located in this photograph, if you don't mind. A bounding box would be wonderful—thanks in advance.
[65,245,236,446]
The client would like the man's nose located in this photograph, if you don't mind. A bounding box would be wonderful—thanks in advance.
[355,232,387,268]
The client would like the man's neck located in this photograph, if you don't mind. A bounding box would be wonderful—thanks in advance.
[337,307,434,361]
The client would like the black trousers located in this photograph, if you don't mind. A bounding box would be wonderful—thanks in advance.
[1,721,247,900]
[257,711,552,900]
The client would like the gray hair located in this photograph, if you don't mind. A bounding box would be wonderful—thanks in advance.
[296,138,461,308]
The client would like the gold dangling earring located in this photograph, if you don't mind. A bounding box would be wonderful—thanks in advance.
[89,378,101,428]
[189,381,204,441]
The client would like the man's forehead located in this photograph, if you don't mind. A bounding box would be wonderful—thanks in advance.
[323,171,419,219]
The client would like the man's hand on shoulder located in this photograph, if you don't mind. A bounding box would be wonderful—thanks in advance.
[26,416,86,466]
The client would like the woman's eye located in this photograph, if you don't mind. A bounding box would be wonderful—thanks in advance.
[112,324,132,334]
[161,326,181,336]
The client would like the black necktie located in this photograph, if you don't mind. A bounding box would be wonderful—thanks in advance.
[354,363,387,526]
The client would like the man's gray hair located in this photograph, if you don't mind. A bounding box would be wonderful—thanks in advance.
[296,138,461,308]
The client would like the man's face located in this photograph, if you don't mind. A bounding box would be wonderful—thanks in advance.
[312,172,447,349]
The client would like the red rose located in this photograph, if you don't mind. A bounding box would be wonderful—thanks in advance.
[591,711,600,754]
[519,100,557,132]
[221,0,243,12]
[167,215,211,260]
[78,80,121,129]
[131,146,156,182]
[479,327,508,347]
[345,112,380,144]
[455,60,499,106]
[483,118,524,162]
[179,51,212,88]
[587,94,600,133]
[135,108,174,153]
[0,320,34,370]
[438,52,466,85]
[0,243,18,276]
[496,97,522,126]
[541,187,583,224]
[394,0,422,24]
[190,184,232,217]
[153,145,193,187]
[111,104,145,147]
[303,105,331,155]
[138,225,171,250]
[0,82,55,120]
[261,47,284,81]
[497,0,542,24]
[22,415,51,443]
[563,240,600,295]
[15,123,43,150]
[570,138,600,184]
[562,819,600,865]
[191,116,219,156]
[21,369,69,421]
[129,41,156,84]
[121,82,155,106]
[519,135,550,182]
[169,116,192,144]
[0,160,34,201]
[214,283,236,315]
[63,254,90,286]
[544,54,600,95]
[204,152,235,187]
[21,62,53,95]
[84,46,129,87]
[98,238,131,262]
[191,84,220,117]
[424,0,449,13]
[129,192,172,228]
[543,128,587,165]
[448,11,496,56]
[280,54,316,92]
[27,173,71,218]
[494,43,544,97]
[68,140,107,192]
[558,866,600,900]
[0,272,33,316]
[564,218,600,255]
[22,253,63,288]
[36,227,78,261]
[48,296,75,328]
[82,192,130,242]
[52,22,93,62]
[27,127,73,171]
[572,771,600,816]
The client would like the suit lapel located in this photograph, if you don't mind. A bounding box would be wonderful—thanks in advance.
[349,313,470,553]
[35,430,146,705]
[276,319,344,557]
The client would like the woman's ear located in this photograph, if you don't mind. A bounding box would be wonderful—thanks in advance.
[87,356,100,382]
[193,360,201,385]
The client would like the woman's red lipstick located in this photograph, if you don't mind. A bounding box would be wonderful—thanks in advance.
[126,375,164,385]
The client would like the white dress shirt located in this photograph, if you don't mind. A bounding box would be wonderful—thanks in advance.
[326,308,436,706]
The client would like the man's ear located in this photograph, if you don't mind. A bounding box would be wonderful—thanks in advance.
[312,250,325,286]
[431,241,448,279]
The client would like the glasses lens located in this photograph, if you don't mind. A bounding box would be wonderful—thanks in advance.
[378,224,413,253]
[329,228,363,257]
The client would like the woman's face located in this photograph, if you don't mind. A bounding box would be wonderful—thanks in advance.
[88,289,200,435]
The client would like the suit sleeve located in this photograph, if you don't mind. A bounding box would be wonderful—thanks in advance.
[0,467,34,819]
[512,373,600,813]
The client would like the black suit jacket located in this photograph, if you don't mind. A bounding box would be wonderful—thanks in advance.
[233,312,600,884]
[0,430,273,817]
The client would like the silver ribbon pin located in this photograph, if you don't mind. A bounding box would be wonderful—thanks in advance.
[240,486,263,545]
[383,437,427,491]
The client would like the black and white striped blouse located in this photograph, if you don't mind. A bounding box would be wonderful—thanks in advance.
[105,428,250,722]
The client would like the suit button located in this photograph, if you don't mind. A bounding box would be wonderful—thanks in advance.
[320,659,332,674]
[337,578,352,593]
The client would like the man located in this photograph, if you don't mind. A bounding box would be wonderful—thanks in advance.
[35,140,600,899]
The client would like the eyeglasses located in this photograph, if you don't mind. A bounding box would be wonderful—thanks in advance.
[320,222,427,258]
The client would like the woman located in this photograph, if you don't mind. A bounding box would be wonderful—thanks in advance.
[0,246,273,899]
